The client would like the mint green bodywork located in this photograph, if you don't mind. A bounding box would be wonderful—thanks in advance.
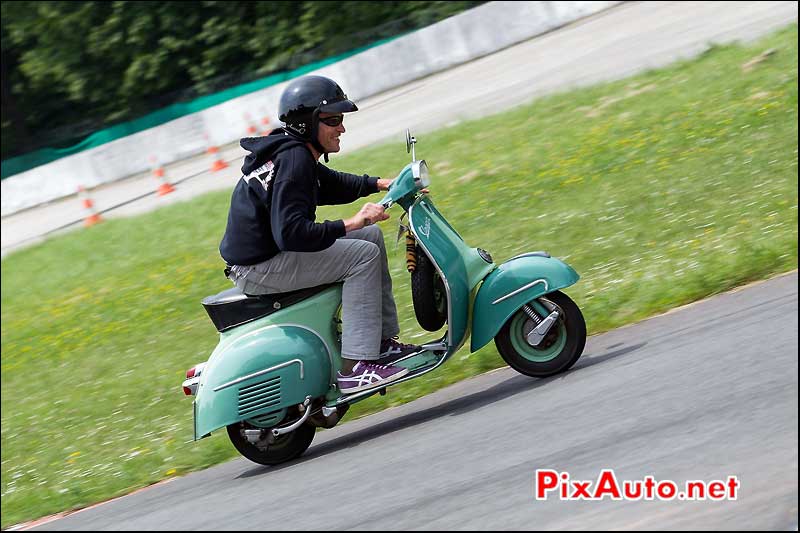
[383,162,581,355]
[385,162,421,210]
[407,196,495,352]
[193,286,342,440]
[469,255,580,352]
[194,158,581,440]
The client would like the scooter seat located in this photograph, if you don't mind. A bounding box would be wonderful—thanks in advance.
[202,284,338,332]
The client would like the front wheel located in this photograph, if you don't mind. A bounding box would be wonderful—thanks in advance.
[411,246,447,331]
[494,290,586,377]
[226,420,315,466]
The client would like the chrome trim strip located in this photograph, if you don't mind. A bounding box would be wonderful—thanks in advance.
[409,201,454,349]
[214,359,304,392]
[509,251,551,261]
[283,323,337,384]
[215,322,337,385]
[492,279,549,305]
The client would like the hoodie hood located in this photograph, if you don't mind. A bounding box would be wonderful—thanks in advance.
[240,128,307,175]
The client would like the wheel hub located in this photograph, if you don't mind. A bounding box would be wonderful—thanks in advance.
[522,317,560,350]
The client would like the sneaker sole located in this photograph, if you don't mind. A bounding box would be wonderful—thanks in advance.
[338,367,410,395]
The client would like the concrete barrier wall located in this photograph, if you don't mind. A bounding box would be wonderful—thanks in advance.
[1,1,621,216]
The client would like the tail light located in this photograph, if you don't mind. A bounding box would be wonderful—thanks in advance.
[182,363,206,396]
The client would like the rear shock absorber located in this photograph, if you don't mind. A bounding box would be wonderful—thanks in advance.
[405,232,417,273]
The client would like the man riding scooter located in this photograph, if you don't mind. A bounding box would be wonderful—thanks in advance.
[219,75,420,395]
[189,95,585,465]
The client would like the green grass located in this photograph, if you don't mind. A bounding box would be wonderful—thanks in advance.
[2,24,797,528]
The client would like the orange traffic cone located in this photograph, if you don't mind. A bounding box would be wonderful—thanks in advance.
[77,185,103,227]
[205,133,228,172]
[244,112,258,136]
[260,113,273,136]
[150,155,175,196]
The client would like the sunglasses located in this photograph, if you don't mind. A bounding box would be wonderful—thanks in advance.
[318,115,344,127]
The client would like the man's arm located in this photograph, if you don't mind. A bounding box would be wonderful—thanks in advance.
[270,153,346,252]
[317,165,380,205]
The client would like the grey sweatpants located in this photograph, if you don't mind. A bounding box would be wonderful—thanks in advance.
[227,225,400,360]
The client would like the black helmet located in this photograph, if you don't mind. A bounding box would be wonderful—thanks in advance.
[278,75,358,158]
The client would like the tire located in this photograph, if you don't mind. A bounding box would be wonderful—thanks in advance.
[226,420,315,466]
[411,247,447,331]
[494,291,586,378]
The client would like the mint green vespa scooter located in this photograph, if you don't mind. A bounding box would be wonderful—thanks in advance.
[182,130,586,466]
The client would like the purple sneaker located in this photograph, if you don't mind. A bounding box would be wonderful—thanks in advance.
[376,337,421,365]
[337,361,410,394]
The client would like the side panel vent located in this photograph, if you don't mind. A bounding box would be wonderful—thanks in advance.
[238,376,281,417]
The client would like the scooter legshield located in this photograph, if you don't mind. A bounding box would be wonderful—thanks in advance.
[470,254,580,352]
[193,324,333,440]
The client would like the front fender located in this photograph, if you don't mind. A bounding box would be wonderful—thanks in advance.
[193,325,332,440]
[470,253,579,352]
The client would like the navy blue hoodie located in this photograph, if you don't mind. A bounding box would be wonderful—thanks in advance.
[219,129,379,266]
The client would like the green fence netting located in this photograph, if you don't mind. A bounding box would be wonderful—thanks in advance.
[1,36,397,180]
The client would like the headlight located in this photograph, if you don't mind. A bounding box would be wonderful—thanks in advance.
[413,160,430,189]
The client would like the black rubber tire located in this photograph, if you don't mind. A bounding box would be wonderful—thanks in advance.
[494,291,586,378]
[226,420,315,466]
[411,247,447,331]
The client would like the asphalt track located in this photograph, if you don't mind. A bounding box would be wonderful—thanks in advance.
[2,1,797,256]
[25,272,798,530]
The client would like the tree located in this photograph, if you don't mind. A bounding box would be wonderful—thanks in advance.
[1,1,485,161]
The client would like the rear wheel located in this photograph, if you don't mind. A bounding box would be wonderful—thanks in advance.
[226,420,315,466]
[494,291,586,377]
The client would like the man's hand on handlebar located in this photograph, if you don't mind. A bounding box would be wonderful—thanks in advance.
[344,202,390,232]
